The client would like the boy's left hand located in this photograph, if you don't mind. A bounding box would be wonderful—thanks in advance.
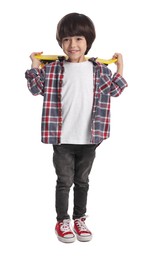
[112,53,123,76]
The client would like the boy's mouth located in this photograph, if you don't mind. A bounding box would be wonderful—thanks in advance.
[68,50,79,54]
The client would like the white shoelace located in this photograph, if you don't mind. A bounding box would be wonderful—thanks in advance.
[75,218,89,232]
[60,219,72,233]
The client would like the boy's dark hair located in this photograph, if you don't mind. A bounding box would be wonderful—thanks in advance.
[56,13,96,55]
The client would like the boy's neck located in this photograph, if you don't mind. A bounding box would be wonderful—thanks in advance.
[67,55,86,63]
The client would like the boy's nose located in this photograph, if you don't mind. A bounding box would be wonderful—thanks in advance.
[70,39,76,47]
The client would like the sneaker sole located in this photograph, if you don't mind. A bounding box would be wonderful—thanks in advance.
[74,231,92,242]
[55,231,76,243]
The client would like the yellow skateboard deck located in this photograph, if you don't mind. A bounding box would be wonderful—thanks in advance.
[35,54,117,66]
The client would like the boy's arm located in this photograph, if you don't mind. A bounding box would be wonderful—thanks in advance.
[110,53,128,97]
[112,53,123,76]
[25,52,45,96]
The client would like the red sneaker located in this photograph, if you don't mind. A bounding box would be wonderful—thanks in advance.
[74,217,92,242]
[55,219,76,243]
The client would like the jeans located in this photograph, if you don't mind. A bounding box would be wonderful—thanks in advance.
[53,144,98,221]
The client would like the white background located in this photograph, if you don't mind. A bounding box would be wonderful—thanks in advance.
[0,0,151,259]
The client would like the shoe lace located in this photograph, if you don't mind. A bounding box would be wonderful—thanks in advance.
[75,217,89,232]
[60,219,71,234]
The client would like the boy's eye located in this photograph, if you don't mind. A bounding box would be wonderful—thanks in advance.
[62,38,69,42]
[62,36,84,42]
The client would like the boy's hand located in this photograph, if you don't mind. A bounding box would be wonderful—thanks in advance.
[112,53,123,76]
[30,52,43,68]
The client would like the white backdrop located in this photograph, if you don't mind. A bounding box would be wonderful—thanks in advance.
[0,0,151,259]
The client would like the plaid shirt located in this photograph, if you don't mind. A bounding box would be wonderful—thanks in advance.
[25,58,128,144]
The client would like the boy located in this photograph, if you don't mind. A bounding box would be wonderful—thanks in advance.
[25,12,128,243]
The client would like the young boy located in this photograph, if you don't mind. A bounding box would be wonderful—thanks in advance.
[25,12,128,243]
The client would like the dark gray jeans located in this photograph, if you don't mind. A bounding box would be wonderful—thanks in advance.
[53,144,98,221]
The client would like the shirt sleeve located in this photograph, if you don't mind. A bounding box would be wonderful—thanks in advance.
[110,72,128,97]
[25,68,45,96]
[98,63,128,97]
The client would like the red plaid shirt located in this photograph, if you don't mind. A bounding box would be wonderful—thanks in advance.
[25,58,128,144]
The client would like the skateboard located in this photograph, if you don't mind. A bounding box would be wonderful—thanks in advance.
[35,54,117,67]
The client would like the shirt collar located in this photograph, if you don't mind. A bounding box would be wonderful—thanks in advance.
[58,56,98,65]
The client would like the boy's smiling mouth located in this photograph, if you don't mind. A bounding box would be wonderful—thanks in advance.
[68,50,79,53]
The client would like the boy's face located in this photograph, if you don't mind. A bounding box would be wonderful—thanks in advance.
[61,36,87,62]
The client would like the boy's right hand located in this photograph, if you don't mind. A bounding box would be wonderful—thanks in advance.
[30,52,43,68]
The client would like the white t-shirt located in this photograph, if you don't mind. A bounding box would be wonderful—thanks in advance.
[61,61,94,144]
